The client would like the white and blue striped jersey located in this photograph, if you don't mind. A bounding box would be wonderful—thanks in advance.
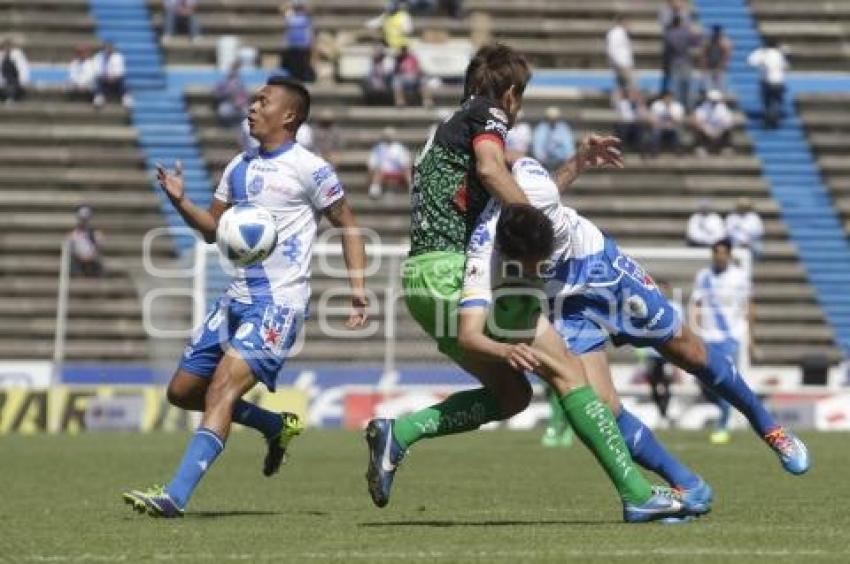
[692,265,750,344]
[214,141,344,309]
[460,157,606,308]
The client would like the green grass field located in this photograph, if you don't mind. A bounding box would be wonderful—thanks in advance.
[1,430,849,562]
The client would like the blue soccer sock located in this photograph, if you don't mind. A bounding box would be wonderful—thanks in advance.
[233,400,283,439]
[617,409,700,490]
[716,397,731,430]
[695,342,777,436]
[166,427,225,508]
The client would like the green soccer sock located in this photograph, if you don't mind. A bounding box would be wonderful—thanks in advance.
[545,385,568,431]
[392,387,503,449]
[560,386,652,504]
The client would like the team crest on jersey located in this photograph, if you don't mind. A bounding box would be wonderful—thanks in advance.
[489,107,508,123]
[247,175,265,196]
[281,234,302,265]
[261,305,294,356]
[614,255,656,289]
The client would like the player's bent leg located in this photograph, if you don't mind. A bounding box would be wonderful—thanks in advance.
[658,326,810,475]
[166,370,209,411]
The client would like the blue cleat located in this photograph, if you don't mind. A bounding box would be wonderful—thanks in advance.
[676,478,714,515]
[263,411,304,477]
[122,485,184,518]
[364,418,406,508]
[623,486,689,523]
[765,427,811,475]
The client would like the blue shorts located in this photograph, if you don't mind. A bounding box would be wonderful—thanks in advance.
[179,297,303,391]
[552,237,681,355]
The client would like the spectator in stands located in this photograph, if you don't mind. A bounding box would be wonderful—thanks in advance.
[726,197,764,259]
[440,0,463,18]
[371,1,414,52]
[606,14,634,91]
[702,25,732,93]
[687,199,726,247]
[0,38,30,104]
[393,45,432,107]
[505,113,532,163]
[312,108,344,168]
[214,61,249,128]
[748,38,789,129]
[67,45,96,102]
[663,15,702,109]
[162,0,201,42]
[368,126,412,199]
[658,0,690,94]
[363,45,395,105]
[692,89,734,156]
[613,86,649,156]
[280,0,315,82]
[93,43,132,109]
[532,106,576,171]
[67,206,105,278]
[649,90,684,155]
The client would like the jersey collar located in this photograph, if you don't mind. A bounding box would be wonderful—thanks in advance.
[259,140,295,159]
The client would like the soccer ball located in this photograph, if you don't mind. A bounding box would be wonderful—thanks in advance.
[216,203,278,266]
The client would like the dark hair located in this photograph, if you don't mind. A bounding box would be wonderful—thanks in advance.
[496,204,555,261]
[266,75,311,129]
[764,37,778,49]
[712,238,733,253]
[463,43,531,102]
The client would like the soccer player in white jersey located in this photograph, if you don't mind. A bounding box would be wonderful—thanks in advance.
[691,238,752,445]
[123,77,368,517]
[459,157,810,516]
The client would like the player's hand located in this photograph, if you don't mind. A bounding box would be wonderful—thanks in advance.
[502,343,542,373]
[346,292,369,329]
[578,134,624,170]
[156,160,185,203]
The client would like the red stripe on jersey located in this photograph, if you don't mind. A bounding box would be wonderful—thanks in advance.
[472,133,505,148]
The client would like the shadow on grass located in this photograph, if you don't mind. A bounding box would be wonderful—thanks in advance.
[190,509,328,519]
[359,519,621,528]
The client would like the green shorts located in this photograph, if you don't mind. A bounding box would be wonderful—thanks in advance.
[402,251,541,363]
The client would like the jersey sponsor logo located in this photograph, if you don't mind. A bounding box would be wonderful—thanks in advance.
[613,255,656,289]
[489,107,508,123]
[252,163,278,173]
[247,175,265,196]
[281,234,302,265]
[312,165,335,187]
[321,183,344,203]
[235,322,254,340]
[469,225,491,251]
[518,158,549,177]
[485,119,508,137]
[647,307,666,329]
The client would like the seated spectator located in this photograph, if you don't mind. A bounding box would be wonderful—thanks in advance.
[313,109,344,167]
[505,114,532,163]
[686,200,726,247]
[93,43,132,108]
[692,89,733,155]
[214,61,249,127]
[613,87,649,156]
[67,45,96,102]
[532,107,575,171]
[650,91,685,155]
[67,206,105,278]
[606,14,634,92]
[368,127,411,199]
[725,197,764,258]
[280,0,315,82]
[0,38,30,104]
[367,1,413,52]
[363,46,395,105]
[163,0,201,42]
[393,45,432,107]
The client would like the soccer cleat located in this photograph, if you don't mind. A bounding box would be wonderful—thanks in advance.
[710,429,731,445]
[540,426,561,448]
[364,418,406,508]
[559,426,575,448]
[623,486,689,523]
[263,411,304,477]
[764,427,811,475]
[675,478,714,515]
[122,485,184,518]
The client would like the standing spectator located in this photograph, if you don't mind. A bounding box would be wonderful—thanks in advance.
[0,38,30,104]
[613,86,649,156]
[725,197,765,259]
[368,126,411,199]
[663,16,702,109]
[532,106,576,171]
[214,61,249,127]
[381,1,414,52]
[363,46,394,105]
[687,200,726,247]
[692,89,734,155]
[280,0,315,82]
[93,43,132,109]
[748,38,789,128]
[393,45,432,107]
[67,45,96,102]
[658,0,690,94]
[702,25,733,93]
[162,0,201,42]
[505,114,532,163]
[312,108,344,168]
[606,14,634,91]
[650,91,685,155]
[67,206,105,278]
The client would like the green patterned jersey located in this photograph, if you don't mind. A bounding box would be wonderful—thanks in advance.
[409,96,510,256]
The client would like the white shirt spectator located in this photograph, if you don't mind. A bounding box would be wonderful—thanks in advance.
[726,211,764,249]
[0,46,30,86]
[505,122,532,156]
[687,211,726,246]
[93,49,125,80]
[748,47,788,85]
[693,264,751,343]
[369,141,411,176]
[68,57,96,90]
[651,98,684,130]
[694,100,733,136]
[606,24,633,69]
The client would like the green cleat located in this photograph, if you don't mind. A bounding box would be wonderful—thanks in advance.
[263,411,304,477]
[122,485,184,518]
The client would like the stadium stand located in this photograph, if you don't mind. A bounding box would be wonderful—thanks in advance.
[0,0,96,64]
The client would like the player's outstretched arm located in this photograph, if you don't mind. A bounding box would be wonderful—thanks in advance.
[473,138,530,205]
[323,197,369,328]
[552,134,624,194]
[156,161,226,243]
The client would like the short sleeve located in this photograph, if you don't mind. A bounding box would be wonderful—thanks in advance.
[214,154,243,203]
[460,200,501,308]
[304,153,345,211]
[469,98,509,148]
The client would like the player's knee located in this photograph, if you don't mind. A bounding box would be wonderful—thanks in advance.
[166,380,193,409]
